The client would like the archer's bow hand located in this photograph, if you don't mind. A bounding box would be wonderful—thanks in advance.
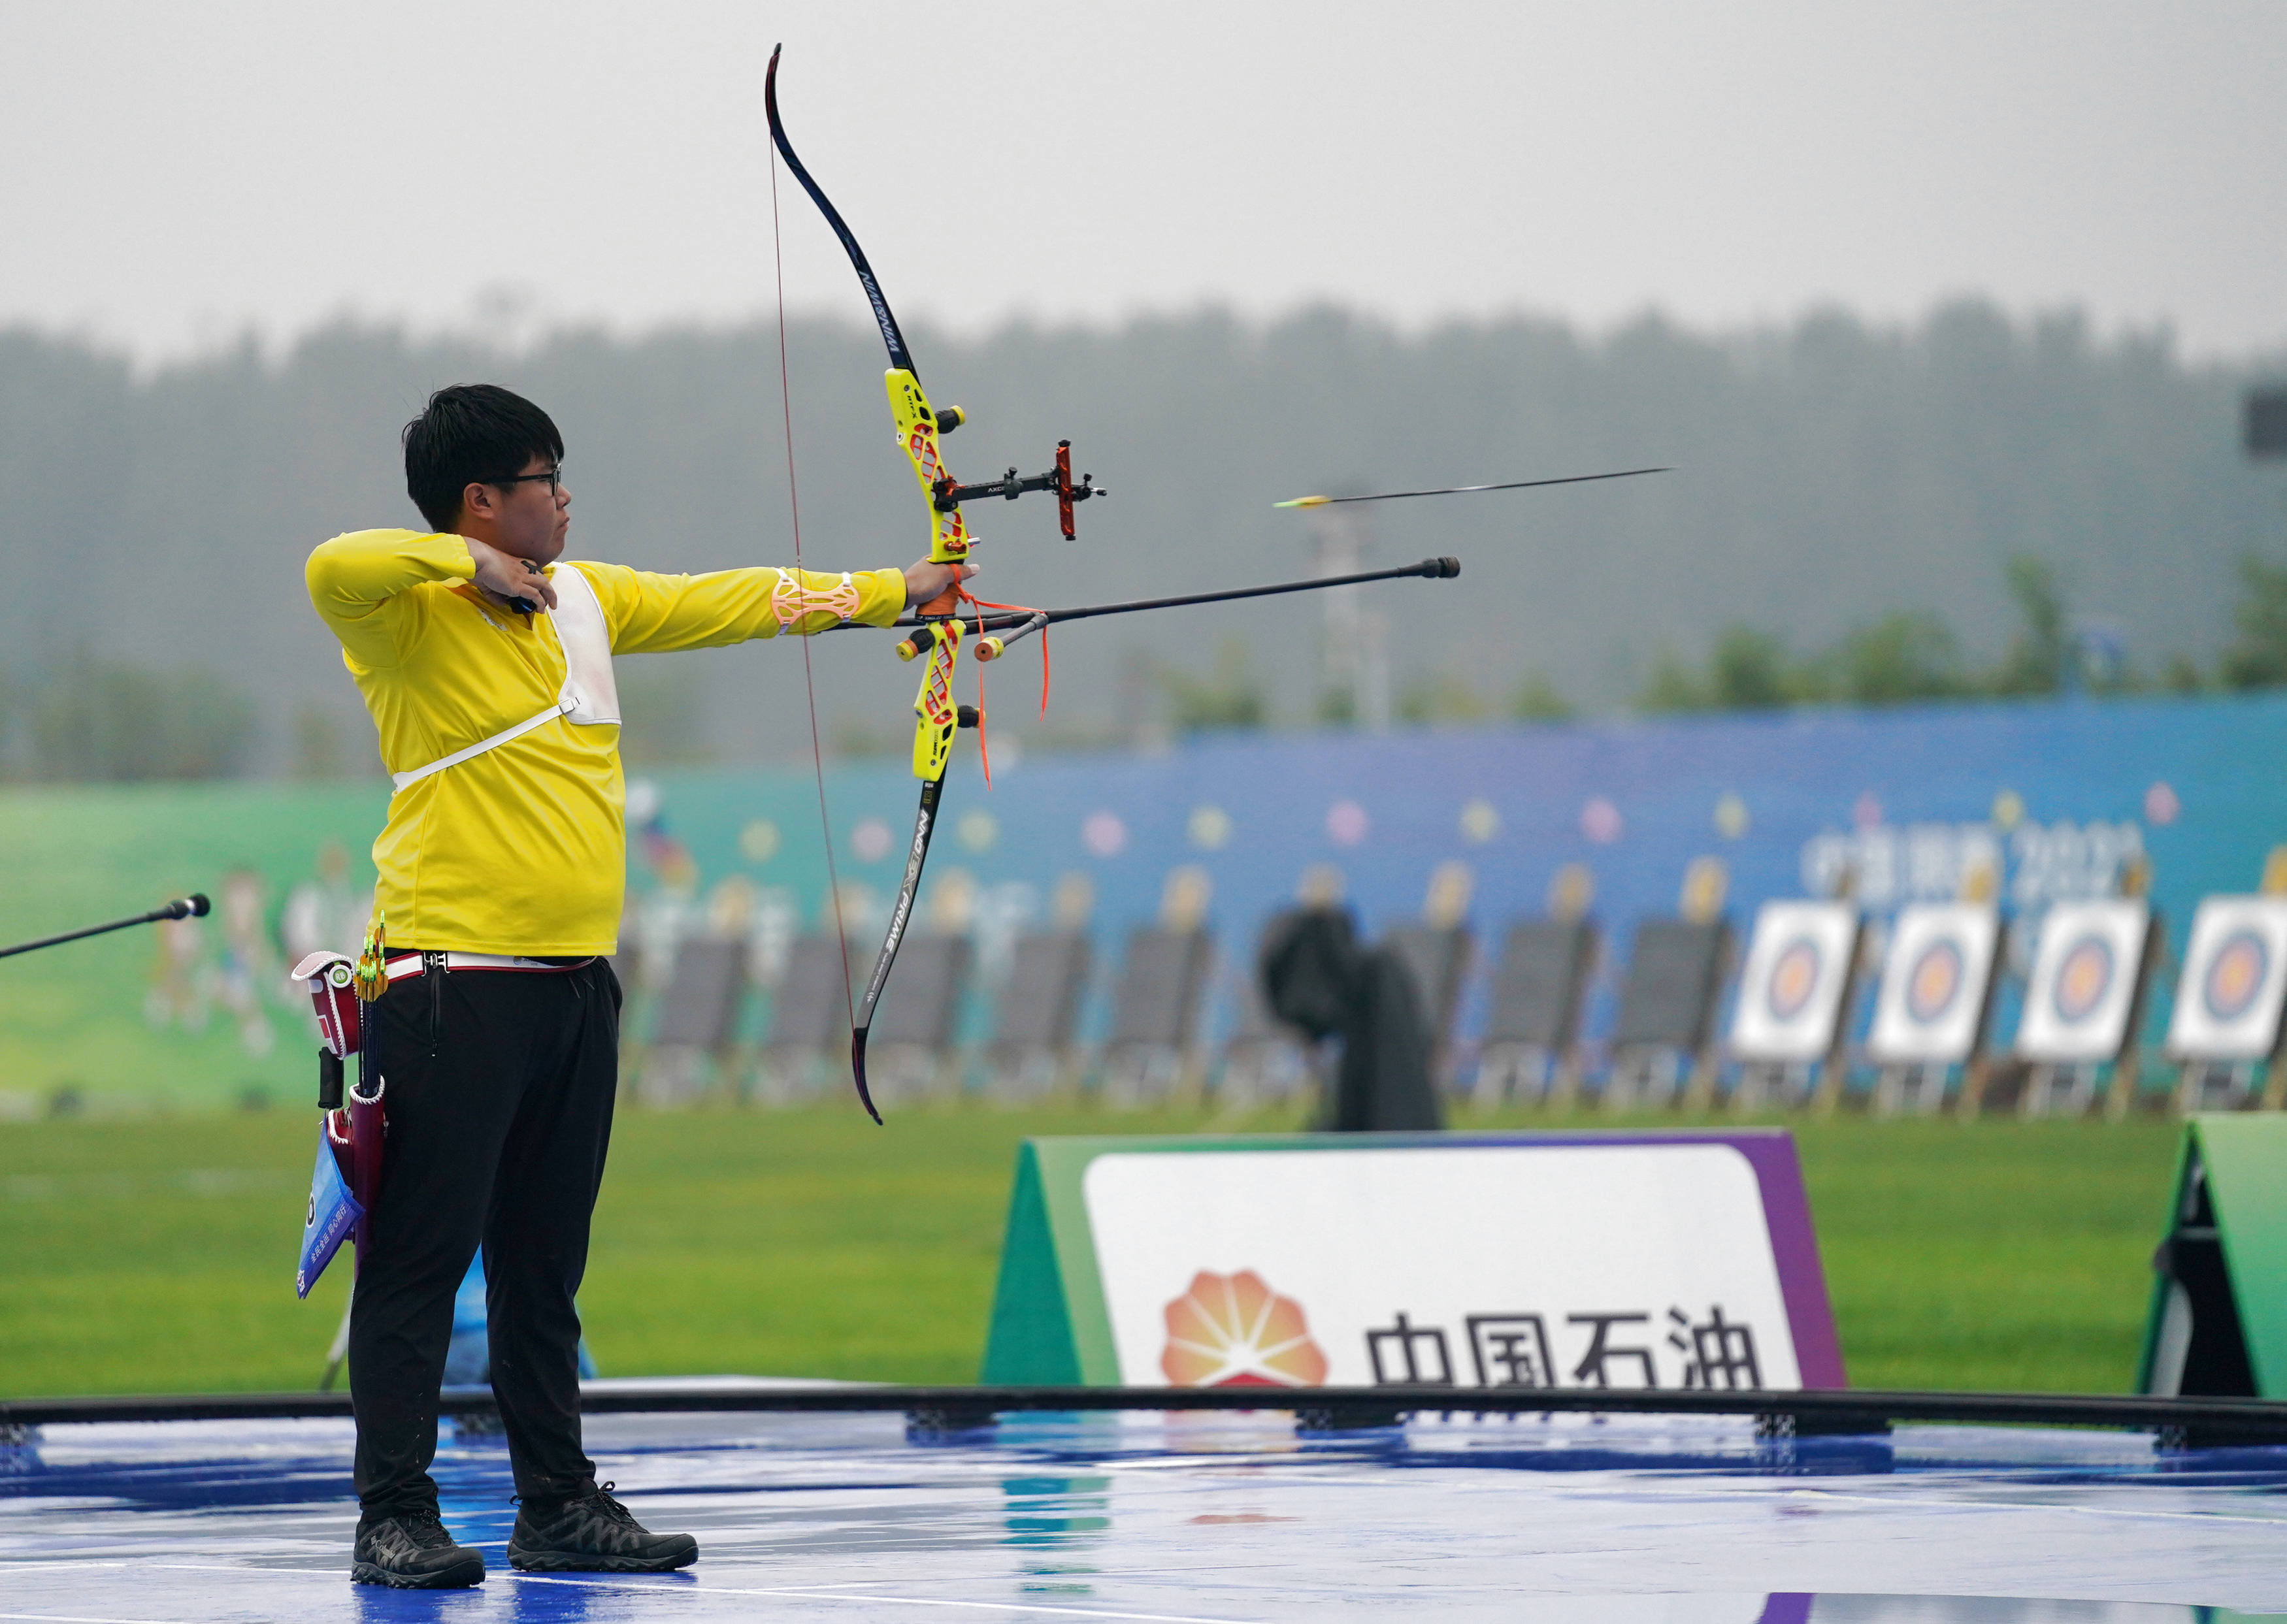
[902,559,978,611]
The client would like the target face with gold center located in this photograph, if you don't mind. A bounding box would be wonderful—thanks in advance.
[2052,935,2116,1026]
[2203,930,2269,1024]
[1766,937,1822,1022]
[1905,940,1964,1026]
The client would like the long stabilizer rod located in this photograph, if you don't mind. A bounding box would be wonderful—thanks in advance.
[0,894,210,962]
[1275,467,1671,508]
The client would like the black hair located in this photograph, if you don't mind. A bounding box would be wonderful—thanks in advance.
[401,384,565,533]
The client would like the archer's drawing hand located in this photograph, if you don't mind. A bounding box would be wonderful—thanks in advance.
[467,538,559,613]
[902,559,978,608]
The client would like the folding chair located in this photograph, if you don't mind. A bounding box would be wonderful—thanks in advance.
[985,928,1092,1102]
[1100,925,1213,1106]
[1604,918,1730,1112]
[1383,922,1473,1094]
[753,932,854,1105]
[637,936,751,1107]
[1469,919,1596,1109]
[863,934,974,1107]
[1215,941,1311,1112]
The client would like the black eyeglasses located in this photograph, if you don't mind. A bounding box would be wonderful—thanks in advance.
[494,464,564,496]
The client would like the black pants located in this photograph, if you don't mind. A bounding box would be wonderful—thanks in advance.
[349,958,619,1516]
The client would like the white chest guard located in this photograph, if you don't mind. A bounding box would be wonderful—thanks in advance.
[389,562,620,795]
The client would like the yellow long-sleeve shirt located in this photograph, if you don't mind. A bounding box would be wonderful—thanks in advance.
[306,528,905,955]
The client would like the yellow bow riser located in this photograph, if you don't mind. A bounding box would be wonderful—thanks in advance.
[908,619,963,784]
[885,369,972,595]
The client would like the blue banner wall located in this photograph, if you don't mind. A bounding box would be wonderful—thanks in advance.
[630,692,2287,1054]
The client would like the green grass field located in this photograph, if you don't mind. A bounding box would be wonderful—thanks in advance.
[0,1105,2180,1399]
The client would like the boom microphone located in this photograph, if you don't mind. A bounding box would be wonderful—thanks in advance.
[0,894,214,961]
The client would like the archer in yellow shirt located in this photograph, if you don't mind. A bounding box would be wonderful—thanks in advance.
[313,383,970,1589]
[306,530,910,954]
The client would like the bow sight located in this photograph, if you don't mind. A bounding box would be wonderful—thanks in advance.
[929,434,1104,542]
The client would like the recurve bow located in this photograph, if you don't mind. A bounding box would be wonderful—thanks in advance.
[766,46,1102,1122]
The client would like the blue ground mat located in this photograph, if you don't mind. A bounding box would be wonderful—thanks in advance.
[5,1408,2286,1619]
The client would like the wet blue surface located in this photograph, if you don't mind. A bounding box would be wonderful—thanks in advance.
[5,1409,2287,1620]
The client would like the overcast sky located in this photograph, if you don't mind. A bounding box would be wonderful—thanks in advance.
[4,1,2282,365]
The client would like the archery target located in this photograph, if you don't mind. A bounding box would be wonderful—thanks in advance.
[2166,896,2287,1060]
[1867,903,1999,1064]
[2206,934,2269,1022]
[1729,900,1858,1063]
[1905,939,1964,1026]
[1768,940,1821,1020]
[2016,900,2151,1063]
[2053,936,2116,1025]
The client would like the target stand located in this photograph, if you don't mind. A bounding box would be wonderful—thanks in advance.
[2165,896,2287,1114]
[1871,1063,1949,1117]
[1726,901,1862,1114]
[1864,904,2003,1118]
[2012,900,2160,1119]
[2177,1059,2264,1114]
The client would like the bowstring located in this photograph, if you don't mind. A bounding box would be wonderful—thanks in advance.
[770,129,859,1045]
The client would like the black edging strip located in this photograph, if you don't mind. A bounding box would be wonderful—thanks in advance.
[5,1385,2286,1441]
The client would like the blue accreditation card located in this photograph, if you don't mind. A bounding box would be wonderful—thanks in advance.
[295,1120,363,1299]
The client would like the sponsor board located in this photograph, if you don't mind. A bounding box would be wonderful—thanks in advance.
[981,1131,1843,1392]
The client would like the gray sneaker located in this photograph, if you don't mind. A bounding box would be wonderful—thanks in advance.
[508,1482,698,1573]
[352,1508,485,1588]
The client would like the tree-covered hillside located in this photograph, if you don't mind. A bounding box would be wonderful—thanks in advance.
[0,300,2279,777]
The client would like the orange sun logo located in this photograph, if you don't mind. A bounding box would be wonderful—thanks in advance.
[1160,1269,1328,1388]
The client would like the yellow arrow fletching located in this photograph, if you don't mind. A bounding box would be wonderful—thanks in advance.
[1273,495,1332,509]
